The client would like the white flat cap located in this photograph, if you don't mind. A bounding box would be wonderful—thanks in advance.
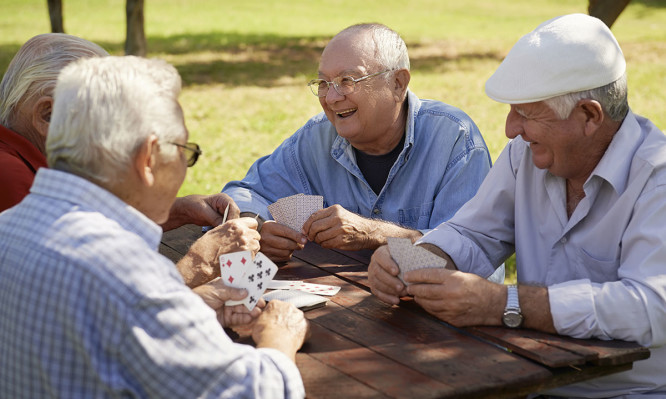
[485,13,626,104]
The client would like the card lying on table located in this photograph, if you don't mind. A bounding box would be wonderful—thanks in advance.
[268,193,324,232]
[387,237,448,285]
[219,251,278,311]
[267,280,341,296]
[262,289,328,311]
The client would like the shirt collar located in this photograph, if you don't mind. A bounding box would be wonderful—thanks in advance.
[588,110,642,195]
[30,168,163,249]
[0,124,48,171]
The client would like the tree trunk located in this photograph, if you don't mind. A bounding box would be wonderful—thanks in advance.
[125,0,147,56]
[47,0,65,33]
[589,0,631,28]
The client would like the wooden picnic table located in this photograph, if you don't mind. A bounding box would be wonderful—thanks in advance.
[160,224,650,399]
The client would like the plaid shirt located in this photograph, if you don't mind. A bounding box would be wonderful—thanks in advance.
[0,168,304,399]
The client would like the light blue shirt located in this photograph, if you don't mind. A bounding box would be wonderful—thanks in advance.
[419,111,666,397]
[0,168,304,399]
[223,90,492,232]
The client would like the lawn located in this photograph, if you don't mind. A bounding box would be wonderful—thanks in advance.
[2,0,665,281]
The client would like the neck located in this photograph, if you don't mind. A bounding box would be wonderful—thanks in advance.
[8,119,46,155]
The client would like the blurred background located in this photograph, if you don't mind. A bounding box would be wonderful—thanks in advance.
[2,0,664,195]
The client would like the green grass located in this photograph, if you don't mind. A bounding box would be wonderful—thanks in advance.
[2,0,666,282]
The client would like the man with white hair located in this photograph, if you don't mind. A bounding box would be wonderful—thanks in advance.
[369,14,666,397]
[0,33,243,236]
[0,56,308,398]
[223,23,498,274]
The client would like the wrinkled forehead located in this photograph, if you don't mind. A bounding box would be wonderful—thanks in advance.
[319,31,380,77]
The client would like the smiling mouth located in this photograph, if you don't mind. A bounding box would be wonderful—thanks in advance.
[336,108,357,118]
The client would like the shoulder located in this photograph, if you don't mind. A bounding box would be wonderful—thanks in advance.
[413,96,480,133]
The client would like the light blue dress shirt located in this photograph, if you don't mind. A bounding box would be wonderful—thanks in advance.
[419,111,666,397]
[0,168,304,399]
[223,90,492,233]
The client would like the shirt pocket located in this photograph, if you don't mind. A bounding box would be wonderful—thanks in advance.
[574,245,620,283]
[398,201,433,229]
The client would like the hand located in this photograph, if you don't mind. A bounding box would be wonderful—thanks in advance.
[177,217,260,287]
[252,300,309,362]
[368,245,408,305]
[163,194,241,231]
[193,277,265,327]
[258,220,307,262]
[302,205,377,251]
[405,268,504,327]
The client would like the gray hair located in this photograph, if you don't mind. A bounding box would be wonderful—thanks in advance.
[47,56,186,184]
[338,23,410,74]
[544,73,629,122]
[0,33,108,127]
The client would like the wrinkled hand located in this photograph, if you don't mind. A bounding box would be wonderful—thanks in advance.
[259,221,307,262]
[368,245,408,305]
[302,205,376,251]
[252,300,309,362]
[405,268,504,327]
[177,217,260,287]
[193,277,265,327]
[163,194,240,231]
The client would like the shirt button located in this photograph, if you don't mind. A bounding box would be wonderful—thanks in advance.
[373,208,380,214]
[560,236,567,244]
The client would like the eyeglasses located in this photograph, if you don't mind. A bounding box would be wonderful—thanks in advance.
[169,142,202,167]
[307,69,392,97]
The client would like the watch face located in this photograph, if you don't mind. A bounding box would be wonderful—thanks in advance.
[503,311,523,328]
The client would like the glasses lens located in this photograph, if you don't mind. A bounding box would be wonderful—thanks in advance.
[335,77,356,96]
[184,143,200,167]
[308,79,328,97]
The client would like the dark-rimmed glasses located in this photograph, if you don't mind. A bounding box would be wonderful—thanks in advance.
[307,69,392,97]
[170,142,202,167]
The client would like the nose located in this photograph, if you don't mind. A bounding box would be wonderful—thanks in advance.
[324,85,345,104]
[505,108,523,139]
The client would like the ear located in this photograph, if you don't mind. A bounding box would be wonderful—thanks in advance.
[133,134,159,187]
[577,99,604,137]
[392,69,411,102]
[31,96,53,139]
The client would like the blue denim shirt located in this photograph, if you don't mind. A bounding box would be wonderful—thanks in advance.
[223,90,492,233]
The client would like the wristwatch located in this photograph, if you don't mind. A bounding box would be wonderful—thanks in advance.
[502,284,523,328]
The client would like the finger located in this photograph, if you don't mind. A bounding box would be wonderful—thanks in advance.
[226,287,249,301]
[234,216,259,230]
[404,267,453,285]
[301,208,330,236]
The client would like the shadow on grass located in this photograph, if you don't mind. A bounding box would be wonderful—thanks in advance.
[1,31,505,88]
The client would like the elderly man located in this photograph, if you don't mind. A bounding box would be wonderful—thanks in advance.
[0,56,308,398]
[369,14,666,397]
[0,33,241,234]
[223,23,495,266]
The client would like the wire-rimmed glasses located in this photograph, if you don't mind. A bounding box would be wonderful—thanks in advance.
[307,69,392,97]
[169,142,202,167]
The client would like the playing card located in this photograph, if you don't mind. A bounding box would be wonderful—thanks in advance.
[268,194,323,231]
[262,289,328,311]
[293,282,341,296]
[387,237,448,285]
[220,251,278,310]
[267,280,304,290]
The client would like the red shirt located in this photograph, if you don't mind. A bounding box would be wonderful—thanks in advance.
[0,124,48,212]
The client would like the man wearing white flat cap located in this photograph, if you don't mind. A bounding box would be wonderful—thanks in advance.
[368,13,666,397]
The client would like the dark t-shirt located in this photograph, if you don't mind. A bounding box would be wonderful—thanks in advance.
[353,133,405,195]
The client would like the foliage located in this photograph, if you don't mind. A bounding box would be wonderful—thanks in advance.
[2,0,665,282]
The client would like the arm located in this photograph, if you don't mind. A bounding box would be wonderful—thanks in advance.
[303,205,423,251]
[161,194,240,231]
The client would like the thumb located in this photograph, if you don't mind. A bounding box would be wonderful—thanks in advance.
[226,287,248,301]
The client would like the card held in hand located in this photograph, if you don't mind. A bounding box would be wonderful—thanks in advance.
[219,251,278,311]
[387,237,448,285]
[268,193,323,232]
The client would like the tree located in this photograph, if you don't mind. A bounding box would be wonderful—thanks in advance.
[47,0,65,33]
[589,0,631,28]
[125,0,147,57]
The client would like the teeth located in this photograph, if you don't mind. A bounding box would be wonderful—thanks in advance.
[336,108,356,116]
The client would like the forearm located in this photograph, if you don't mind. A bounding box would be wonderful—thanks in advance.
[365,220,423,249]
[518,285,556,333]
[162,196,191,231]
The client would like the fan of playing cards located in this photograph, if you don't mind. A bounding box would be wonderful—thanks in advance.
[220,251,278,310]
[268,194,323,231]
[387,237,448,285]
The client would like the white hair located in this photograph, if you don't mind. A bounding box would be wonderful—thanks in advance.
[544,74,629,122]
[47,56,185,184]
[338,23,410,75]
[0,33,108,127]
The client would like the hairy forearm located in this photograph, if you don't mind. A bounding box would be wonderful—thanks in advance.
[366,220,423,249]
